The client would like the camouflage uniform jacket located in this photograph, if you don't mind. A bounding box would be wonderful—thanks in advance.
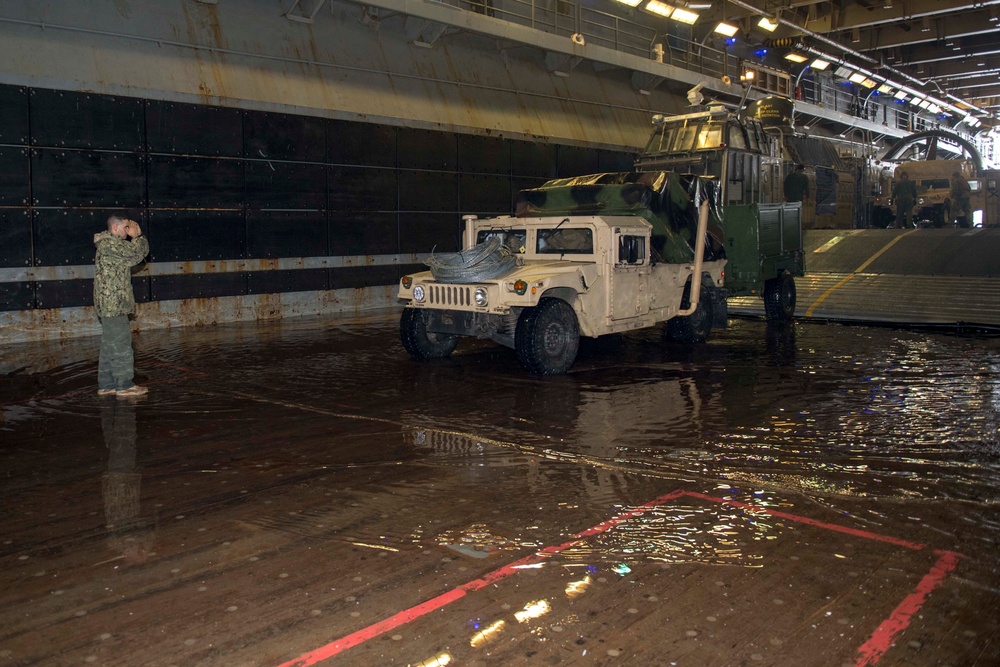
[93,231,149,318]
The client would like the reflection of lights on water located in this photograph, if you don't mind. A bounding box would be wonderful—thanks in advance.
[470,620,506,648]
[514,600,550,623]
[564,575,591,599]
[512,563,545,570]
[410,652,451,667]
[350,541,399,552]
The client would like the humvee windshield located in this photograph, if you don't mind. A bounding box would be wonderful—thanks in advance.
[918,179,949,190]
[477,229,527,253]
[536,228,594,254]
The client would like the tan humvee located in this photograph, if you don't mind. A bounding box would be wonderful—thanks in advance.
[398,204,726,375]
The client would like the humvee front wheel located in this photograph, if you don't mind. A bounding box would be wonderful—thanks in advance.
[400,308,459,360]
[763,271,796,321]
[666,282,714,343]
[515,298,580,375]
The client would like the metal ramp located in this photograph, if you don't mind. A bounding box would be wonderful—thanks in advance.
[728,228,1000,328]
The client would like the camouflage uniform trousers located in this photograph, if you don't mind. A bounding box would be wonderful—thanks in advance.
[98,315,136,391]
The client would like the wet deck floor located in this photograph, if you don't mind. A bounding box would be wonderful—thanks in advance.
[1,312,998,667]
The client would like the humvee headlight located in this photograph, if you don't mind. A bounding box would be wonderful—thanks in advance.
[401,276,413,289]
[918,197,926,205]
[413,285,426,302]
[474,287,489,307]
[513,280,528,295]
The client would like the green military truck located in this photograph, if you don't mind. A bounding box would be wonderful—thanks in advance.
[635,106,804,320]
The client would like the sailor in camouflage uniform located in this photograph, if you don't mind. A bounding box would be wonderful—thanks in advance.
[93,215,150,397]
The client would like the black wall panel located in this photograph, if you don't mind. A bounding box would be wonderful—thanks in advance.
[459,174,512,214]
[148,155,243,208]
[0,85,28,145]
[6,84,601,311]
[557,145,601,176]
[32,210,141,267]
[329,166,397,212]
[399,213,461,254]
[330,265,398,289]
[329,212,398,256]
[146,101,243,157]
[399,170,458,212]
[245,111,326,162]
[457,135,510,175]
[246,161,326,210]
[0,282,33,311]
[0,209,31,268]
[0,147,29,206]
[599,149,637,173]
[398,127,457,171]
[247,211,327,258]
[329,120,396,167]
[36,278,94,309]
[397,263,426,280]
[511,139,558,178]
[148,210,246,262]
[30,90,144,151]
[151,273,246,301]
[32,149,145,207]
[247,268,328,294]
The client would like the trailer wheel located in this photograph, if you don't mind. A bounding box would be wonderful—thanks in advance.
[763,271,796,321]
[400,308,459,360]
[515,298,580,375]
[666,281,714,343]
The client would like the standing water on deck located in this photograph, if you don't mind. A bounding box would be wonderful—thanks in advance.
[1,313,998,666]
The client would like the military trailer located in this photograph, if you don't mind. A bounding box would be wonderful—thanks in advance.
[400,172,727,374]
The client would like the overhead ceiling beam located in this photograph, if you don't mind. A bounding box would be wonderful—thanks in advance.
[802,0,1000,32]
[831,9,1000,52]
[904,56,1000,80]
[889,33,1000,66]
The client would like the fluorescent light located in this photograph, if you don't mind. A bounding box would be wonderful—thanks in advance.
[810,58,830,70]
[918,99,932,109]
[878,84,892,94]
[860,78,877,88]
[714,21,739,37]
[849,72,866,84]
[834,66,853,78]
[645,0,674,17]
[894,90,907,99]
[758,16,778,31]
[784,53,808,63]
[671,8,699,23]
[612,0,644,6]
[741,70,756,81]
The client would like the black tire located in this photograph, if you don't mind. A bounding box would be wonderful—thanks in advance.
[666,281,714,343]
[400,308,458,361]
[514,298,580,375]
[763,271,796,322]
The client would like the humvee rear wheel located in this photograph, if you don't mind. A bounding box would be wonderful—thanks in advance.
[763,271,796,321]
[666,281,714,343]
[515,298,580,375]
[400,308,459,360]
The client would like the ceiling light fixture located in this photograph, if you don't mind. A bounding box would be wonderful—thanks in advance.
[849,72,867,84]
[612,0,644,6]
[757,16,778,32]
[810,58,830,70]
[671,8,699,23]
[645,0,674,17]
[784,53,808,63]
[714,21,739,36]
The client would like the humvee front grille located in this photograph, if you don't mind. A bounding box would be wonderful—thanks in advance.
[429,284,472,307]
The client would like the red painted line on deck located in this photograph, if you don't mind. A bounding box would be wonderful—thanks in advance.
[681,491,927,551]
[853,550,962,667]
[274,489,687,666]
[274,489,958,666]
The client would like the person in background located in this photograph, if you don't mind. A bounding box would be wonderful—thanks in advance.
[783,164,809,203]
[93,215,150,397]
[950,171,972,228]
[892,170,917,228]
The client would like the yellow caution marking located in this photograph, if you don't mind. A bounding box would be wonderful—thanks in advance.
[813,236,845,254]
[805,229,919,318]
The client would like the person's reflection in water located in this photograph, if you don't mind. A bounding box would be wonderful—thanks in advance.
[100,397,155,563]
[765,322,797,367]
